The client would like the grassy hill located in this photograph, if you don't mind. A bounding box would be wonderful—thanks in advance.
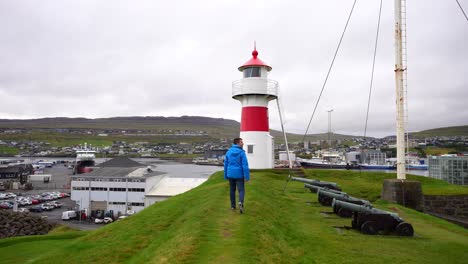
[0,116,241,139]
[1,117,466,143]
[1,169,467,264]
[0,116,362,145]
[411,125,468,137]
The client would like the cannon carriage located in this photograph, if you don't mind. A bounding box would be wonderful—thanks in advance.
[332,199,414,236]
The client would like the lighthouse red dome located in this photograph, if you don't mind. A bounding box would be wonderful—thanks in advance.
[238,48,272,72]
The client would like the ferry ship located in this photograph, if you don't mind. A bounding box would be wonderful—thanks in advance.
[73,143,96,174]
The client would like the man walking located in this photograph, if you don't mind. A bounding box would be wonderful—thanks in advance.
[224,138,250,214]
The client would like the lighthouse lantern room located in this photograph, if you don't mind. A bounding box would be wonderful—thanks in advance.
[232,47,278,169]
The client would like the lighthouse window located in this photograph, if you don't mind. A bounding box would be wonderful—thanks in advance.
[247,145,254,154]
[243,67,261,78]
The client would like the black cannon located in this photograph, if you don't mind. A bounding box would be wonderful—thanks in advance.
[316,189,371,215]
[290,176,342,192]
[332,199,414,236]
[303,183,343,194]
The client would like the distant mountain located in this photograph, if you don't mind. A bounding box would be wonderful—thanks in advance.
[0,116,362,142]
[0,116,239,129]
[0,116,241,140]
[3,116,464,140]
[411,125,468,137]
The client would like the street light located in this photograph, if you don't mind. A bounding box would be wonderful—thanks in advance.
[327,109,334,148]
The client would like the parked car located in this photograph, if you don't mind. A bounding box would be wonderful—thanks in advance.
[29,206,43,213]
[50,201,63,208]
[40,203,54,211]
[0,201,13,209]
[42,196,54,201]
[103,217,113,224]
[4,193,16,199]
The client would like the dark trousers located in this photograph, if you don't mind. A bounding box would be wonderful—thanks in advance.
[229,178,245,208]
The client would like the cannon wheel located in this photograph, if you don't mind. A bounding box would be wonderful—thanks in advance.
[361,221,378,235]
[337,208,353,218]
[395,222,414,236]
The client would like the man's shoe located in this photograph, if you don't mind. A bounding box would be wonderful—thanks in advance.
[231,206,235,210]
[238,202,244,214]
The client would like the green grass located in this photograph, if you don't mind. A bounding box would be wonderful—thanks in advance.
[0,231,87,264]
[302,169,468,198]
[424,146,457,156]
[0,145,19,155]
[0,170,467,263]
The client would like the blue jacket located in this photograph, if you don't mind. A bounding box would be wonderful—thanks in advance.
[224,144,250,181]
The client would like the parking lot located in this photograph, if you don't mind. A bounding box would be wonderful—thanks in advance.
[1,163,102,230]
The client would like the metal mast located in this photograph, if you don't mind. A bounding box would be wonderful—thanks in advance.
[395,0,407,180]
[277,98,293,169]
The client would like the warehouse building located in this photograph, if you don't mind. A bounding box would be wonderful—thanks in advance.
[71,157,165,216]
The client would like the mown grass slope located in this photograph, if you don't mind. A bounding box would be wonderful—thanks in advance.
[0,170,467,264]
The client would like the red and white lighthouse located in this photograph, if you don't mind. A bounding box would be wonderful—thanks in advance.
[232,47,278,169]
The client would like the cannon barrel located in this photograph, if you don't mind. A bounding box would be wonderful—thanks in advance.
[318,189,370,205]
[291,176,341,191]
[332,199,400,219]
[303,183,323,193]
[303,183,343,194]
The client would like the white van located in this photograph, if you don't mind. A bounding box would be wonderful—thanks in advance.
[61,211,77,220]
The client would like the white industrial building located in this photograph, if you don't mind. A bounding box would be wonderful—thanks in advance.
[71,157,208,217]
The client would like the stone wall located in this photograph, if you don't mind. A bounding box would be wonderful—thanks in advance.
[424,195,468,220]
[382,179,424,211]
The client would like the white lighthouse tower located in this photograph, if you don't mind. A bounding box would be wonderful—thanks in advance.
[232,47,278,169]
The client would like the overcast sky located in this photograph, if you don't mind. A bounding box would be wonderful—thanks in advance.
[0,0,467,138]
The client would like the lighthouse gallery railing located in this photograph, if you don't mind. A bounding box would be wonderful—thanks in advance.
[232,78,279,98]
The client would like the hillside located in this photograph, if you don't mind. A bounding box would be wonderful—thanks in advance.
[411,125,468,137]
[0,116,240,137]
[1,169,467,264]
[0,116,361,143]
